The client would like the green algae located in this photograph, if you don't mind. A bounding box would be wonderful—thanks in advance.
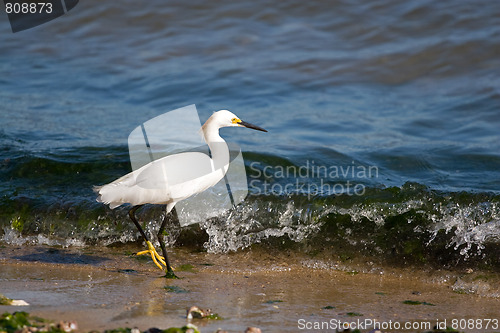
[0,312,30,333]
[346,312,363,317]
[176,264,195,272]
[204,313,222,320]
[104,329,133,333]
[163,286,189,293]
[0,295,12,306]
[0,312,202,333]
[163,325,200,333]
[163,271,179,279]
[0,312,64,333]
[10,216,23,233]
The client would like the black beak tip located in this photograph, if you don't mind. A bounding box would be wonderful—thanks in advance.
[240,120,268,132]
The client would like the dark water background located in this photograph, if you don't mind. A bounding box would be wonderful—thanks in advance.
[1,0,500,270]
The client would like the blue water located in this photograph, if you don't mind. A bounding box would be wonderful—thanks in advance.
[1,0,500,267]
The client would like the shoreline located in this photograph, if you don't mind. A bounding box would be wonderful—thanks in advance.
[1,245,499,332]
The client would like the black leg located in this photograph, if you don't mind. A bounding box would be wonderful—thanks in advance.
[158,208,178,278]
[129,205,147,241]
[129,205,166,271]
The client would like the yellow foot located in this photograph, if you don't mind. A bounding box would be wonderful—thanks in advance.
[136,241,166,270]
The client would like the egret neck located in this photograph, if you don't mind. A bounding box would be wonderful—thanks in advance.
[201,119,230,174]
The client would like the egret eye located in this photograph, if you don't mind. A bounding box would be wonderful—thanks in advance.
[231,117,240,124]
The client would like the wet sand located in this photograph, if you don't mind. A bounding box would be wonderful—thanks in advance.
[1,245,499,332]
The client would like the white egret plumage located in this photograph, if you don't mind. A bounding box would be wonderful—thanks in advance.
[94,110,267,277]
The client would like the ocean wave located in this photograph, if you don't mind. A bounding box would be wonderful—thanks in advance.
[1,176,499,270]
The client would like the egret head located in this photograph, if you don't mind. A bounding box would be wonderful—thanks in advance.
[211,110,267,132]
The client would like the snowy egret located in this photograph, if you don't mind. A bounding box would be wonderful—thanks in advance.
[95,110,267,276]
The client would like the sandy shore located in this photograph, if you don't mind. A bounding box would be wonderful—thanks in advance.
[1,245,499,332]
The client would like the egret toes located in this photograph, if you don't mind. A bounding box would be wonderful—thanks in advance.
[136,240,167,270]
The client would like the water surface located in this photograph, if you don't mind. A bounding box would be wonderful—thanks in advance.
[1,0,500,270]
